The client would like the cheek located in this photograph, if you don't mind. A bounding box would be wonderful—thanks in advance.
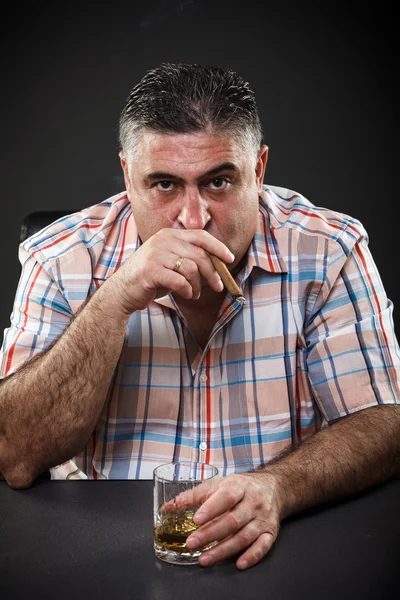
[130,197,175,241]
[226,200,258,232]
[213,203,258,252]
[233,202,259,249]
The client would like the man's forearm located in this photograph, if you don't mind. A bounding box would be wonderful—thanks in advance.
[0,279,130,488]
[264,404,400,520]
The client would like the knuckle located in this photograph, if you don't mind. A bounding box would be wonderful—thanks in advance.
[197,229,208,241]
[251,497,265,513]
[157,227,170,238]
[192,244,208,260]
[260,533,273,552]
[174,277,189,292]
[205,489,214,501]
[237,529,253,547]
[185,260,198,275]
[227,512,242,531]
[257,517,279,540]
[250,549,262,564]
[269,522,280,539]
[224,486,242,505]
[175,278,188,290]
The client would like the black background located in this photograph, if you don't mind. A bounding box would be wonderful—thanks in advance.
[1,1,398,334]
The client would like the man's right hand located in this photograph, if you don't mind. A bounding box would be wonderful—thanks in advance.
[108,228,235,315]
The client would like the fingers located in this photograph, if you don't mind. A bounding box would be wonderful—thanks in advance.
[172,476,243,517]
[172,229,235,265]
[169,257,203,300]
[193,481,245,525]
[192,500,253,541]
[178,472,281,570]
[235,532,275,570]
[162,485,203,513]
[196,528,276,569]
[114,228,236,312]
[164,230,233,294]
[175,252,223,295]
[169,478,218,512]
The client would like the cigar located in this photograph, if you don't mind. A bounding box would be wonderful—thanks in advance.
[209,255,245,305]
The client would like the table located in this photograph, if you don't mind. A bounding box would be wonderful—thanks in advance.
[1,478,399,599]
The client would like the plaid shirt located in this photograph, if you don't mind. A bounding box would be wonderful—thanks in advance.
[1,185,399,480]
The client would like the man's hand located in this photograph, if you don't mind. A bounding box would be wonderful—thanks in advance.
[109,228,235,315]
[170,406,400,571]
[173,472,281,570]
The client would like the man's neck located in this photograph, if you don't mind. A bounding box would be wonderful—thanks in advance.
[173,286,226,349]
[174,284,226,315]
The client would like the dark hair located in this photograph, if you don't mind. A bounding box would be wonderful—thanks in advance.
[119,62,263,160]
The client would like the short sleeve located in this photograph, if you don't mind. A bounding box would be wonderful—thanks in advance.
[304,231,400,422]
[0,252,73,378]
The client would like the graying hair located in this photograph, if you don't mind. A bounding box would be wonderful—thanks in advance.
[119,63,263,165]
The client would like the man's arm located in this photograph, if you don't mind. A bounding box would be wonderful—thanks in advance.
[266,404,400,519]
[178,404,400,570]
[0,277,129,488]
[0,227,234,488]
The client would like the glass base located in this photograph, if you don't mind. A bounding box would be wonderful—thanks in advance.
[154,542,201,565]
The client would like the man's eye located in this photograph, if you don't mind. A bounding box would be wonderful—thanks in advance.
[209,178,229,190]
[155,181,173,190]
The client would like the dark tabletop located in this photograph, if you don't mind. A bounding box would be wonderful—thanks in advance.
[1,478,399,600]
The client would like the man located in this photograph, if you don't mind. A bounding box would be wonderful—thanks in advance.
[0,63,399,570]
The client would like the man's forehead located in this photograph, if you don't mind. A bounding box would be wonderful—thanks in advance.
[138,130,240,155]
[134,130,245,174]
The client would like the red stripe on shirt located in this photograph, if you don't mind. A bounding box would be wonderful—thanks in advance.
[218,300,237,322]
[31,222,103,257]
[205,352,211,465]
[274,203,361,236]
[5,265,43,375]
[262,211,274,271]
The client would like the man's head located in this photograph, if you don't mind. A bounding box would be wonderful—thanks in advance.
[119,62,263,167]
[118,64,268,271]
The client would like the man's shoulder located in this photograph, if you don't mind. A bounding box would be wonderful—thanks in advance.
[261,184,366,245]
[21,192,134,265]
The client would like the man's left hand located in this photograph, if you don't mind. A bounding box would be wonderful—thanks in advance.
[174,472,281,570]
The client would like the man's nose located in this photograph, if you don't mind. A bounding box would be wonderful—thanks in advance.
[177,189,211,230]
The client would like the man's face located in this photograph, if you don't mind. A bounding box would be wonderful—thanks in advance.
[120,130,268,270]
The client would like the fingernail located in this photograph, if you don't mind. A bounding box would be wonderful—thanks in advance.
[228,252,235,261]
[186,536,198,549]
[199,554,213,567]
[194,512,206,525]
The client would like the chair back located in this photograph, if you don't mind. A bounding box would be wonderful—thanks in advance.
[20,210,78,242]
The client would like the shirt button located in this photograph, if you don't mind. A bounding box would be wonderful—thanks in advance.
[199,374,208,383]
[199,441,207,451]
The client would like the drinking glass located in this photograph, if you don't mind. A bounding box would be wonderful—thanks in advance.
[153,461,219,565]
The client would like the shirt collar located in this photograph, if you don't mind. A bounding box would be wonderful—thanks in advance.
[244,198,287,276]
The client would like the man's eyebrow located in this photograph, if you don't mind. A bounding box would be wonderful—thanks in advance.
[200,162,239,179]
[145,171,181,182]
[145,162,239,183]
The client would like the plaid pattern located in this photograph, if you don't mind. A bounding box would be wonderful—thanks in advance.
[1,185,399,480]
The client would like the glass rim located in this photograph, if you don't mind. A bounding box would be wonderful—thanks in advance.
[153,460,218,483]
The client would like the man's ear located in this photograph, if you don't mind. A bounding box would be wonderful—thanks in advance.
[119,152,131,190]
[255,145,269,192]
